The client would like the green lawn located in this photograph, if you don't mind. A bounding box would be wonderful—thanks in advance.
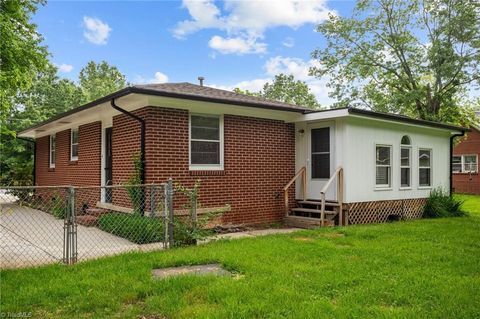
[1,195,479,319]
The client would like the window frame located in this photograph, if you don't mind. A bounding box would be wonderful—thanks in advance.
[400,145,412,189]
[453,154,478,173]
[375,144,392,189]
[418,148,432,188]
[189,113,224,171]
[49,134,56,169]
[70,128,79,161]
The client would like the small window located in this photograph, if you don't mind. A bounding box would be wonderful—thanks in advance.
[401,135,411,145]
[311,128,330,179]
[71,129,79,161]
[452,156,462,173]
[400,147,411,188]
[49,134,56,168]
[454,154,478,173]
[190,114,223,169]
[376,145,391,188]
[419,149,432,187]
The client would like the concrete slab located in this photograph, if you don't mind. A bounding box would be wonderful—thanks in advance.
[151,263,231,279]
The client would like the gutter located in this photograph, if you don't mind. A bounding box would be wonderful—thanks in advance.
[450,131,465,196]
[16,137,36,186]
[110,99,146,215]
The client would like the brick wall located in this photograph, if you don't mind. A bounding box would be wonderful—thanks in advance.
[453,128,480,194]
[112,106,296,225]
[35,122,102,209]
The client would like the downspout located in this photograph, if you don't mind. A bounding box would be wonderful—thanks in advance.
[110,99,146,215]
[17,136,36,186]
[449,131,465,196]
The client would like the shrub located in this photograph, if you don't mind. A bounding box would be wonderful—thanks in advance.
[51,194,66,219]
[423,188,466,218]
[126,153,144,214]
[97,213,164,244]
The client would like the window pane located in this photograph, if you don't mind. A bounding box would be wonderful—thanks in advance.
[401,135,411,145]
[191,116,219,140]
[51,151,55,165]
[311,128,329,153]
[312,153,330,179]
[419,150,431,167]
[452,156,461,164]
[191,141,220,164]
[401,148,410,166]
[401,167,410,187]
[376,167,390,186]
[72,130,79,144]
[376,146,390,165]
[72,145,78,158]
[464,155,476,165]
[452,164,462,173]
[419,168,431,186]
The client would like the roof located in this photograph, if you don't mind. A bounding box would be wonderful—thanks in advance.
[18,82,468,136]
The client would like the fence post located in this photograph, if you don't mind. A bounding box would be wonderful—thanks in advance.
[167,178,174,248]
[63,187,77,265]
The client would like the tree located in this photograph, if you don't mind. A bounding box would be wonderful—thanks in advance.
[311,0,479,125]
[0,64,83,185]
[0,0,49,135]
[79,61,127,103]
[234,74,320,108]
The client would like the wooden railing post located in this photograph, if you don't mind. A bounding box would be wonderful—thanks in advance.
[283,166,306,216]
[338,168,344,226]
[302,168,306,201]
[320,192,326,226]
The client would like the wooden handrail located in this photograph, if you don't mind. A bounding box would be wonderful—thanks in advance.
[283,167,306,215]
[320,167,344,226]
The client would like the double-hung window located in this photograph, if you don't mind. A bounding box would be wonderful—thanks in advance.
[71,129,79,161]
[400,136,411,188]
[49,134,56,168]
[190,114,223,170]
[419,149,432,187]
[376,145,392,188]
[453,154,478,173]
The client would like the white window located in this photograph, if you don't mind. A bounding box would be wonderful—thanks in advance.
[376,145,392,188]
[453,154,478,173]
[71,129,79,161]
[419,148,432,187]
[400,136,411,188]
[189,114,223,170]
[49,134,56,168]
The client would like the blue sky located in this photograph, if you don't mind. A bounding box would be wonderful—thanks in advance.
[34,0,356,105]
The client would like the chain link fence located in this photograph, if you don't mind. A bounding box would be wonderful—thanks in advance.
[0,180,185,269]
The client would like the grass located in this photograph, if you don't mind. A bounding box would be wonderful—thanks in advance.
[1,195,479,318]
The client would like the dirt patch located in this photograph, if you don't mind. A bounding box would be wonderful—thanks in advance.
[320,232,345,239]
[293,237,315,242]
[152,263,232,279]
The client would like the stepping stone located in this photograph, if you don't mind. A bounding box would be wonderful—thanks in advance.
[151,263,231,279]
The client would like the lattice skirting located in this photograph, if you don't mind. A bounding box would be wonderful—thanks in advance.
[345,198,427,225]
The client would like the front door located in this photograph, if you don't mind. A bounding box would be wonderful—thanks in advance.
[306,123,335,200]
[104,127,113,203]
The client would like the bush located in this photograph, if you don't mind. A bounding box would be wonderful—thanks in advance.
[423,188,466,218]
[97,213,164,244]
[51,194,66,219]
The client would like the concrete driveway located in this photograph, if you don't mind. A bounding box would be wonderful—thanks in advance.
[0,203,147,268]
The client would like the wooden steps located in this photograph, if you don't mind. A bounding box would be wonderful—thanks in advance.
[76,208,108,227]
[285,199,340,229]
[285,215,334,229]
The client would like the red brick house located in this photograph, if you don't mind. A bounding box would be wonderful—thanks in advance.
[452,112,480,194]
[18,83,468,227]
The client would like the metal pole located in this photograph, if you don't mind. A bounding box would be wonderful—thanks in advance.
[167,178,174,248]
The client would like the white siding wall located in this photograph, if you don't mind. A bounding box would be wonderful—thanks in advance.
[343,117,451,203]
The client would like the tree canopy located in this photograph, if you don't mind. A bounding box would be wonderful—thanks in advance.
[311,0,479,125]
[79,61,127,103]
[234,74,320,109]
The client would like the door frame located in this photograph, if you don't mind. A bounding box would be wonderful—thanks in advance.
[101,120,113,202]
[305,121,336,200]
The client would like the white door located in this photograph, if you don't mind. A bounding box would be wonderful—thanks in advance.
[306,122,335,200]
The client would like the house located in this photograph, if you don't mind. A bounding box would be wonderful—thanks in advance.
[452,111,480,194]
[18,83,468,227]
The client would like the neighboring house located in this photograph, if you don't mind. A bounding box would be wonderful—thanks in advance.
[18,83,467,227]
[452,111,480,194]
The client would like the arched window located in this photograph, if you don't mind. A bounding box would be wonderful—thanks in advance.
[401,135,411,145]
[400,136,411,188]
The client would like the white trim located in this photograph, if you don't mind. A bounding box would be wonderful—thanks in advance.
[418,147,432,187]
[49,134,55,168]
[189,113,224,171]
[400,144,412,188]
[375,144,392,189]
[70,128,79,161]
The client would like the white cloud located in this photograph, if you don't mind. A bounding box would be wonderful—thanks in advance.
[209,56,334,106]
[133,71,169,84]
[83,16,111,45]
[57,63,73,73]
[208,35,267,55]
[282,37,295,48]
[174,0,334,54]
